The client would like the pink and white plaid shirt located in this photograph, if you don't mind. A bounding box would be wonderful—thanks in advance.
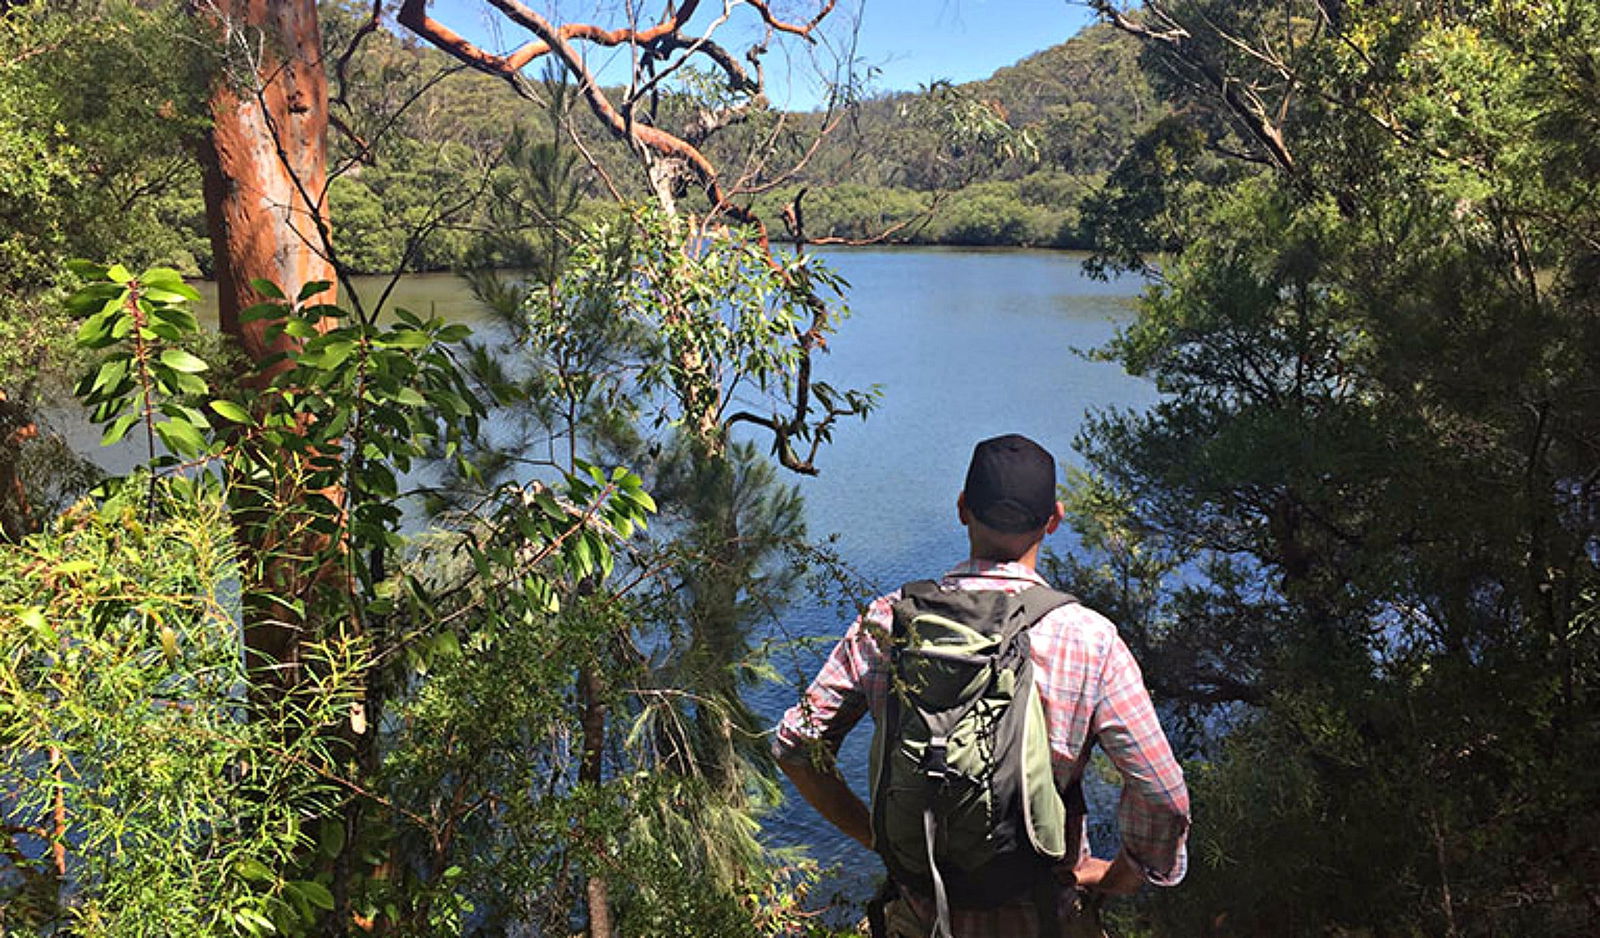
[774,560,1190,931]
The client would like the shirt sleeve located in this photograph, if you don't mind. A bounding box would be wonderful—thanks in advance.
[772,596,894,763]
[1091,633,1191,886]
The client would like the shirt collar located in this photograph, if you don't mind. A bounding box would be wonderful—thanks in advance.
[945,558,1049,586]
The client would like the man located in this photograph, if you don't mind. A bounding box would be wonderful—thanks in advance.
[774,434,1190,937]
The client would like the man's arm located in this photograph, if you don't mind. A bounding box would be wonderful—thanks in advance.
[778,753,873,850]
[1091,634,1192,887]
[772,596,895,850]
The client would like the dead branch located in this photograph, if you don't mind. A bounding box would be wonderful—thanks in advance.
[1089,0,1296,174]
[332,0,384,112]
[729,99,848,197]
[397,0,731,209]
[747,0,837,41]
[780,185,943,247]
[327,111,373,164]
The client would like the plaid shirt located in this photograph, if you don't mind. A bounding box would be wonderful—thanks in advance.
[774,560,1190,931]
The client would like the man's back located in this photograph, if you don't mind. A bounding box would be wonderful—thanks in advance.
[774,434,1189,937]
[775,561,1189,934]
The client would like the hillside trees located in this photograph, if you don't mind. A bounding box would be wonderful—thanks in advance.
[1069,1,1600,933]
[730,24,1164,247]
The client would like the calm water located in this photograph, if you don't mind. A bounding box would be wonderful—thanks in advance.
[63,246,1156,887]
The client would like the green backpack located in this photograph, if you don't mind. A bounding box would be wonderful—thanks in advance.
[869,580,1080,937]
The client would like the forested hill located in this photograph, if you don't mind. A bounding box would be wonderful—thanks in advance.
[326,19,1166,273]
[728,24,1163,248]
[322,20,1164,270]
[807,23,1159,186]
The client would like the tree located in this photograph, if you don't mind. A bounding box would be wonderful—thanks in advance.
[50,4,870,934]
[9,1,878,931]
[1072,2,1600,933]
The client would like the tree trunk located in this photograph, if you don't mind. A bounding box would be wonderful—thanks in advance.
[0,389,38,542]
[197,0,333,378]
[194,0,338,698]
[579,664,613,938]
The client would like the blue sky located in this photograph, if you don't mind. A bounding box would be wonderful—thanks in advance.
[415,1,1100,110]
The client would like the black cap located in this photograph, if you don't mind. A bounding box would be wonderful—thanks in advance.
[963,434,1057,534]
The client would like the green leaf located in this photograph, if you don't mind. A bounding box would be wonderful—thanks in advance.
[318,820,346,859]
[139,266,188,287]
[143,286,200,304]
[391,387,426,407]
[106,263,133,284]
[296,280,333,302]
[209,400,252,424]
[90,356,130,394]
[163,402,212,429]
[155,419,207,458]
[301,339,355,370]
[144,319,184,342]
[172,371,209,395]
[378,329,431,350]
[293,880,335,911]
[322,408,350,437]
[101,413,140,446]
[152,305,201,333]
[240,301,285,323]
[159,348,209,373]
[282,318,319,339]
[76,309,118,347]
[571,532,594,574]
[249,278,286,299]
[65,258,108,280]
[233,908,276,936]
[64,283,122,314]
[235,859,275,883]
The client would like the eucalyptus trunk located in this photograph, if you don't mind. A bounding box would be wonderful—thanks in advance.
[194,0,341,699]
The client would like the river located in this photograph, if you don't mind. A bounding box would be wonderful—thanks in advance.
[63,245,1156,891]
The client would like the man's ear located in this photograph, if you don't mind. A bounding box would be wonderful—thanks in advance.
[1044,500,1065,535]
[957,491,971,527]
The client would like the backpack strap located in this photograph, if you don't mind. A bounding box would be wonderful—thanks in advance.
[1005,584,1078,938]
[1011,584,1078,636]
[924,800,954,938]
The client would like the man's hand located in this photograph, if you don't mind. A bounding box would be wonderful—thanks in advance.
[778,753,873,850]
[1067,853,1144,896]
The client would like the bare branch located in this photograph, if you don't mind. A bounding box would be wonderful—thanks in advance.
[327,111,373,164]
[746,0,837,41]
[332,0,385,112]
[397,0,732,211]
[1089,0,1296,174]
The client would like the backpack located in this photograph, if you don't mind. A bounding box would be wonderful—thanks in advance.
[868,580,1080,938]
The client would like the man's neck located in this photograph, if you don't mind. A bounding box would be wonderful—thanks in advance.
[968,545,1042,572]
